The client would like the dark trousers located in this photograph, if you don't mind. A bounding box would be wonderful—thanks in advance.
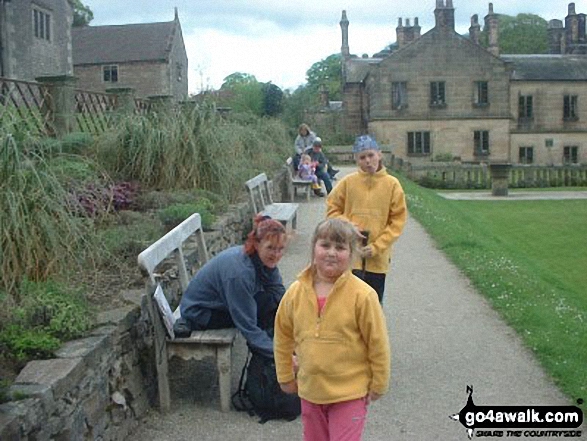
[315,168,333,193]
[352,270,386,303]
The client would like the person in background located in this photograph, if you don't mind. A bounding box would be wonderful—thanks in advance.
[304,137,333,194]
[274,218,390,441]
[326,135,407,302]
[293,123,316,171]
[173,215,287,358]
[298,153,325,197]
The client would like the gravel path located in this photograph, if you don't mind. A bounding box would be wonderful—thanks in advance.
[128,167,582,441]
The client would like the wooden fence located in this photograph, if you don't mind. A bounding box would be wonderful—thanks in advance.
[0,76,152,136]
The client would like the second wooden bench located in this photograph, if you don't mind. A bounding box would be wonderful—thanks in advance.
[245,172,298,231]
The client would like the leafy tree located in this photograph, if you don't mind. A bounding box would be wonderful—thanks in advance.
[220,72,258,89]
[305,54,342,101]
[71,0,93,27]
[280,85,318,132]
[218,73,263,116]
[262,83,284,117]
[481,13,548,54]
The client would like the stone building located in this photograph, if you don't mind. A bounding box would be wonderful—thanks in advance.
[0,0,74,80]
[72,9,188,100]
[340,1,587,166]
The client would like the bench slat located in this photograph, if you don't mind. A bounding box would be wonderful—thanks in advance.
[138,213,202,283]
[172,328,238,345]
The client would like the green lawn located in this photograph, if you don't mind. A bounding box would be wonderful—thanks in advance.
[400,176,587,410]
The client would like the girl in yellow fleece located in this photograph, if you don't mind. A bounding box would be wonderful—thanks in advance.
[326,134,407,302]
[274,218,390,441]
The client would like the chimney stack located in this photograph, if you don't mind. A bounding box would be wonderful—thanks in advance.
[469,14,481,44]
[485,3,499,56]
[434,0,455,31]
[397,17,421,48]
[548,19,564,53]
[340,10,350,58]
[319,84,330,108]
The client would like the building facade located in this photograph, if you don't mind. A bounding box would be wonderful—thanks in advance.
[72,9,188,100]
[0,0,73,80]
[341,2,587,166]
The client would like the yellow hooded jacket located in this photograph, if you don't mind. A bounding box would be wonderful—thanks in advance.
[274,267,390,404]
[326,166,407,274]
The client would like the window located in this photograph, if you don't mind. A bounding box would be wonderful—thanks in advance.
[392,82,408,110]
[33,9,51,41]
[519,147,534,164]
[430,81,446,107]
[474,130,489,156]
[176,62,183,82]
[407,131,431,155]
[563,95,578,120]
[518,95,533,119]
[545,138,554,148]
[474,81,489,106]
[103,65,118,83]
[563,146,578,164]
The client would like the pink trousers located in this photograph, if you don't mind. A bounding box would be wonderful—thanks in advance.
[301,397,368,441]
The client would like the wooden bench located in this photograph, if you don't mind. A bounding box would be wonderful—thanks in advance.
[286,157,312,201]
[245,172,298,231]
[137,213,238,413]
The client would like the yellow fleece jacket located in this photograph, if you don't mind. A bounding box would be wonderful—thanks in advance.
[326,166,407,274]
[274,267,390,405]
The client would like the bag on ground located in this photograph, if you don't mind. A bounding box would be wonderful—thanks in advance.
[232,351,301,424]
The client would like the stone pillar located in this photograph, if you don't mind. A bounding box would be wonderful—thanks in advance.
[489,163,511,196]
[35,75,77,137]
[106,87,136,113]
[148,95,174,111]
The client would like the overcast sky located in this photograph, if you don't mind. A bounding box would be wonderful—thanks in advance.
[87,0,574,94]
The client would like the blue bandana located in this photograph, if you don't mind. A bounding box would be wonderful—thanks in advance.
[352,135,380,153]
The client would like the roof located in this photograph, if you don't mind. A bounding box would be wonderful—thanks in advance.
[72,21,176,65]
[501,55,587,81]
[345,57,382,83]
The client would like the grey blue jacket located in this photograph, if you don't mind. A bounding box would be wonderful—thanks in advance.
[179,246,285,358]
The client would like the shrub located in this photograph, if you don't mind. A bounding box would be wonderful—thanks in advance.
[97,211,164,264]
[158,200,216,231]
[14,279,93,340]
[0,325,61,361]
[0,132,95,294]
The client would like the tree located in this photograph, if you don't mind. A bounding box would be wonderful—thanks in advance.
[220,72,258,89]
[305,54,342,101]
[482,13,548,54]
[71,0,94,27]
[262,83,284,117]
[218,73,263,116]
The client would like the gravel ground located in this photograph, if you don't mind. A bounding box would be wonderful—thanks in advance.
[127,167,583,441]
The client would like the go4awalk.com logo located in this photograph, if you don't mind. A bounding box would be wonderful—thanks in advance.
[450,386,583,439]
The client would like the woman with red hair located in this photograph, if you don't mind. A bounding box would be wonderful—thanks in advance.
[174,215,287,358]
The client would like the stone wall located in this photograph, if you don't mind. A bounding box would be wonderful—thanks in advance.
[0,167,291,440]
[3,0,73,81]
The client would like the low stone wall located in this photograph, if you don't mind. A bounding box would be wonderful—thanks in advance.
[0,167,291,440]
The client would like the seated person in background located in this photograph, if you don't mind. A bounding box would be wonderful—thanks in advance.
[173,215,287,358]
[297,153,325,197]
[304,137,333,194]
[293,123,316,171]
